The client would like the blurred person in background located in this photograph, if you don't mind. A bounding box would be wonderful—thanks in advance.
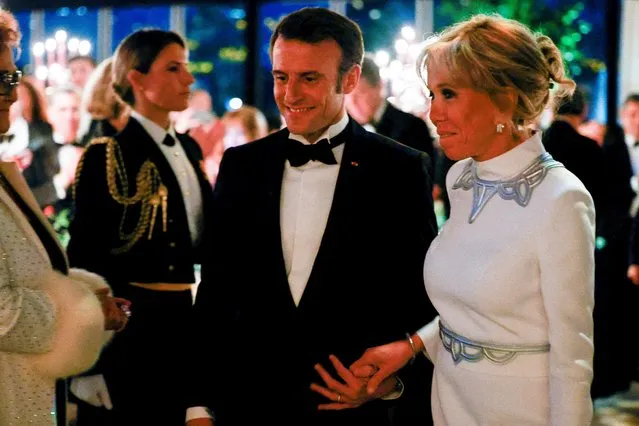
[346,55,435,168]
[221,105,268,149]
[68,55,96,92]
[579,119,605,146]
[593,93,639,398]
[198,105,269,184]
[543,86,603,212]
[5,76,59,208]
[47,86,83,203]
[0,9,129,426]
[77,56,130,147]
[48,85,81,147]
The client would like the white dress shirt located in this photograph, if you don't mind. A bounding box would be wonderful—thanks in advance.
[281,113,348,305]
[129,110,204,246]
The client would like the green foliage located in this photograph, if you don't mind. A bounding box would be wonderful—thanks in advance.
[437,0,604,76]
[49,207,71,248]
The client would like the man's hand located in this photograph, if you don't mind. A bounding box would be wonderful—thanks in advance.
[310,354,397,410]
[628,264,639,285]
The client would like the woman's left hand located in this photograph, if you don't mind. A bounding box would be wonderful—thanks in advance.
[94,288,131,332]
[310,354,397,410]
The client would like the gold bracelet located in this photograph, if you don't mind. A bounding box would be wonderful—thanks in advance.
[406,332,417,364]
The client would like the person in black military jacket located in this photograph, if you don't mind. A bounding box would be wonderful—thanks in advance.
[67,29,213,426]
[186,8,437,426]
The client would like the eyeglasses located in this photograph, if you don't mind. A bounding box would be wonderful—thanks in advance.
[0,70,21,96]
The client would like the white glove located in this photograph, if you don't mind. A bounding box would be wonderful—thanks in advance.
[70,374,113,410]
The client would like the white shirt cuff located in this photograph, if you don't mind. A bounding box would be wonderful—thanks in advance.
[380,376,404,400]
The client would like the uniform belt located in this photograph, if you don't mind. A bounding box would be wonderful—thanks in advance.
[129,282,194,291]
[439,320,550,365]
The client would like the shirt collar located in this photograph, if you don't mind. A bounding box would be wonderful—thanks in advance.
[625,133,638,148]
[288,112,349,146]
[130,109,177,145]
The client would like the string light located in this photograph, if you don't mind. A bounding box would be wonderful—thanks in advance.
[31,30,92,88]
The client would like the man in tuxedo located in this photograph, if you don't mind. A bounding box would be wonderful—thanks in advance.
[346,55,435,167]
[187,8,437,426]
[592,93,639,398]
[542,87,603,212]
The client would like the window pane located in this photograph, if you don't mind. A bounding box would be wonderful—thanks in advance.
[112,5,170,49]
[256,1,329,120]
[14,11,30,69]
[185,3,247,115]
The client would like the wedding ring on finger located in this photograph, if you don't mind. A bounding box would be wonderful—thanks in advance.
[120,305,131,318]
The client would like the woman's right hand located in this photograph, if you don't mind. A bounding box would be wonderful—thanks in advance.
[349,340,415,395]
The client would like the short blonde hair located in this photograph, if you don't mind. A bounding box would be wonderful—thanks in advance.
[0,9,20,51]
[82,57,126,120]
[222,106,268,142]
[417,14,574,128]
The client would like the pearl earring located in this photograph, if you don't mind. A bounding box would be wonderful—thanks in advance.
[496,123,505,133]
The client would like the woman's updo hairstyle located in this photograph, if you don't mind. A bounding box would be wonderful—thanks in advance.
[111,29,185,106]
[417,14,575,128]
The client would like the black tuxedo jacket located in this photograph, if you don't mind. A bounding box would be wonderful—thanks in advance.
[67,118,214,292]
[375,102,435,167]
[542,120,604,215]
[601,124,634,243]
[190,119,438,426]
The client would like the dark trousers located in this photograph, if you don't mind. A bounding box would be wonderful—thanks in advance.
[76,286,193,426]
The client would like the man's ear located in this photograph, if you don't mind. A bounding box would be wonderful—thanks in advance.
[342,64,362,95]
[127,69,145,93]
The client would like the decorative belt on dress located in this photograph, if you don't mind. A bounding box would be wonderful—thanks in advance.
[439,321,550,365]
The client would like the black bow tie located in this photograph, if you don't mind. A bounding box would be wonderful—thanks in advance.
[162,134,176,147]
[285,132,346,167]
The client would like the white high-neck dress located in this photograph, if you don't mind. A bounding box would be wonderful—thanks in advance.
[417,134,595,425]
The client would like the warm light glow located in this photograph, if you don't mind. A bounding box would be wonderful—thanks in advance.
[374,50,390,68]
[32,42,45,57]
[45,38,57,52]
[401,26,416,42]
[394,39,409,55]
[78,40,92,56]
[35,65,49,80]
[229,97,243,110]
[55,30,68,43]
[67,37,80,52]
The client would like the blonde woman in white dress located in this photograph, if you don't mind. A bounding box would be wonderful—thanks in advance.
[314,14,594,425]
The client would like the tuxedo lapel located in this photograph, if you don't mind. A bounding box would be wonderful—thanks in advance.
[258,133,295,308]
[297,120,367,309]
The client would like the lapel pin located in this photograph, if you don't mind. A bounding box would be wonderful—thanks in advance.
[350,161,359,167]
